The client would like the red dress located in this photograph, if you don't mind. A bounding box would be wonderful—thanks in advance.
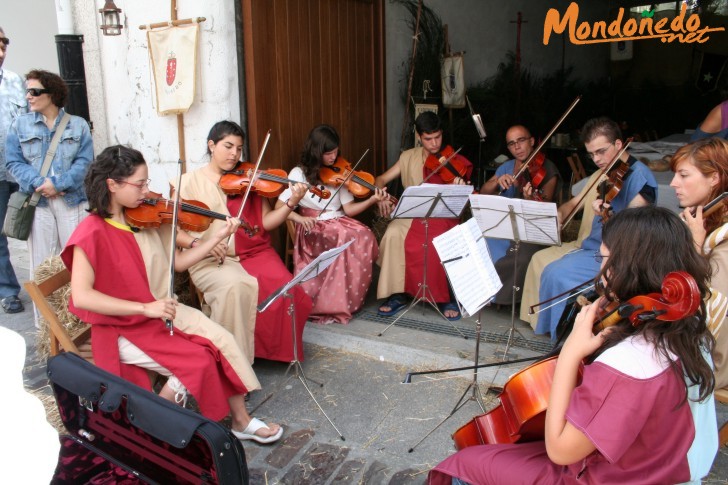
[404,157,473,302]
[227,194,312,362]
[61,216,247,421]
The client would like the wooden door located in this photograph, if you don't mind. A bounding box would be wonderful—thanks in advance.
[241,0,386,175]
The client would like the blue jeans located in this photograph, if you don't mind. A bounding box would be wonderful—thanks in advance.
[0,180,21,298]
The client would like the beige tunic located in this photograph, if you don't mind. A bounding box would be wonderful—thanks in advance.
[134,225,260,391]
[705,224,728,389]
[376,147,423,299]
[519,171,599,328]
[171,169,258,362]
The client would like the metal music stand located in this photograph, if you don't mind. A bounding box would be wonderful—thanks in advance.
[252,240,354,440]
[378,183,473,337]
[469,194,560,357]
[466,96,487,187]
[407,218,501,452]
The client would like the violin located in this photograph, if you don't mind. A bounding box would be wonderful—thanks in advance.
[561,138,633,231]
[219,162,331,200]
[319,157,397,204]
[452,271,700,451]
[125,191,259,237]
[597,159,630,222]
[506,96,582,199]
[424,145,469,183]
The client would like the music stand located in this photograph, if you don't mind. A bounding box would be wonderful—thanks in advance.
[406,217,502,452]
[252,240,354,440]
[469,194,560,357]
[378,183,474,337]
[466,96,487,187]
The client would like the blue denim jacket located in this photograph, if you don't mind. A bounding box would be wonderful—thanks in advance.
[0,69,28,182]
[5,108,93,207]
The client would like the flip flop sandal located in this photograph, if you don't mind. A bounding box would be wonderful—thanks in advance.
[232,417,283,444]
[377,295,407,317]
[1,296,23,314]
[439,302,462,322]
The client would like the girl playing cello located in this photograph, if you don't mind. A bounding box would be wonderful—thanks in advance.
[277,124,385,324]
[62,145,282,443]
[430,206,717,484]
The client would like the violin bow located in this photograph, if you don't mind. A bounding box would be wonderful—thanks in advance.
[561,137,633,230]
[224,129,272,250]
[509,95,581,184]
[421,146,464,184]
[318,148,370,214]
[165,159,184,335]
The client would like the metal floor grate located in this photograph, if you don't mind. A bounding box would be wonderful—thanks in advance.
[358,310,554,354]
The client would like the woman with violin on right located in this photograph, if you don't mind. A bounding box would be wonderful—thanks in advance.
[277,124,385,324]
[670,137,728,391]
[430,206,718,484]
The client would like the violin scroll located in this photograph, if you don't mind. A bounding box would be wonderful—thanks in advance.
[594,271,701,330]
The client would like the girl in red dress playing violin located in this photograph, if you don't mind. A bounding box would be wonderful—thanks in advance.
[62,145,282,444]
[277,124,386,324]
[430,206,718,484]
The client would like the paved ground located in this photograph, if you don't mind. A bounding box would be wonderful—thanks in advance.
[4,237,727,484]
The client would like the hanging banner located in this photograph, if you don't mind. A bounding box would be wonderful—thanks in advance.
[147,24,199,115]
[441,53,466,109]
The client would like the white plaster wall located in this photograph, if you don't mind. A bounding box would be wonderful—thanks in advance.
[72,0,241,197]
[0,0,59,75]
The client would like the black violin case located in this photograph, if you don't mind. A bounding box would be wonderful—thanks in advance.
[47,352,249,484]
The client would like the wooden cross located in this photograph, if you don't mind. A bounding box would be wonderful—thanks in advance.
[510,12,528,79]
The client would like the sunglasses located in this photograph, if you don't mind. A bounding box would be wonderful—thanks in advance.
[26,88,50,97]
[0,37,9,46]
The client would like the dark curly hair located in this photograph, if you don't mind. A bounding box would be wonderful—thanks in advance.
[299,124,340,186]
[85,145,147,218]
[25,69,68,108]
[595,206,714,402]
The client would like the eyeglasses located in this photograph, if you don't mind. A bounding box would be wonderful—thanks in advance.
[593,251,609,263]
[586,143,615,160]
[116,179,151,190]
[26,88,50,97]
[506,137,531,149]
[0,37,9,46]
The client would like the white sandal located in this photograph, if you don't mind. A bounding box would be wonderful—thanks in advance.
[232,417,283,444]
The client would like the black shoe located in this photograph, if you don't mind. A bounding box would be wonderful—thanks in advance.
[1,296,24,314]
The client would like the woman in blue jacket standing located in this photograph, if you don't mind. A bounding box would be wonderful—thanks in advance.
[5,69,92,289]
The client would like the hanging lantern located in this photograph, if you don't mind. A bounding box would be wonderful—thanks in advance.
[99,0,123,36]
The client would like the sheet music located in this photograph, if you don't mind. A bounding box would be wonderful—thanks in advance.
[433,218,502,317]
[392,183,474,219]
[469,194,560,246]
[258,239,354,312]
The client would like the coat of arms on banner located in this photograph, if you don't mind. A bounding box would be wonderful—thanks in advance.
[441,54,465,109]
[147,24,199,115]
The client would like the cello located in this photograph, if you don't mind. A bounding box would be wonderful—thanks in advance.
[451,271,700,450]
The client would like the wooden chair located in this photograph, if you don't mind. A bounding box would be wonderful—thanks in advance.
[566,153,587,196]
[284,219,296,270]
[717,388,728,447]
[24,268,93,361]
